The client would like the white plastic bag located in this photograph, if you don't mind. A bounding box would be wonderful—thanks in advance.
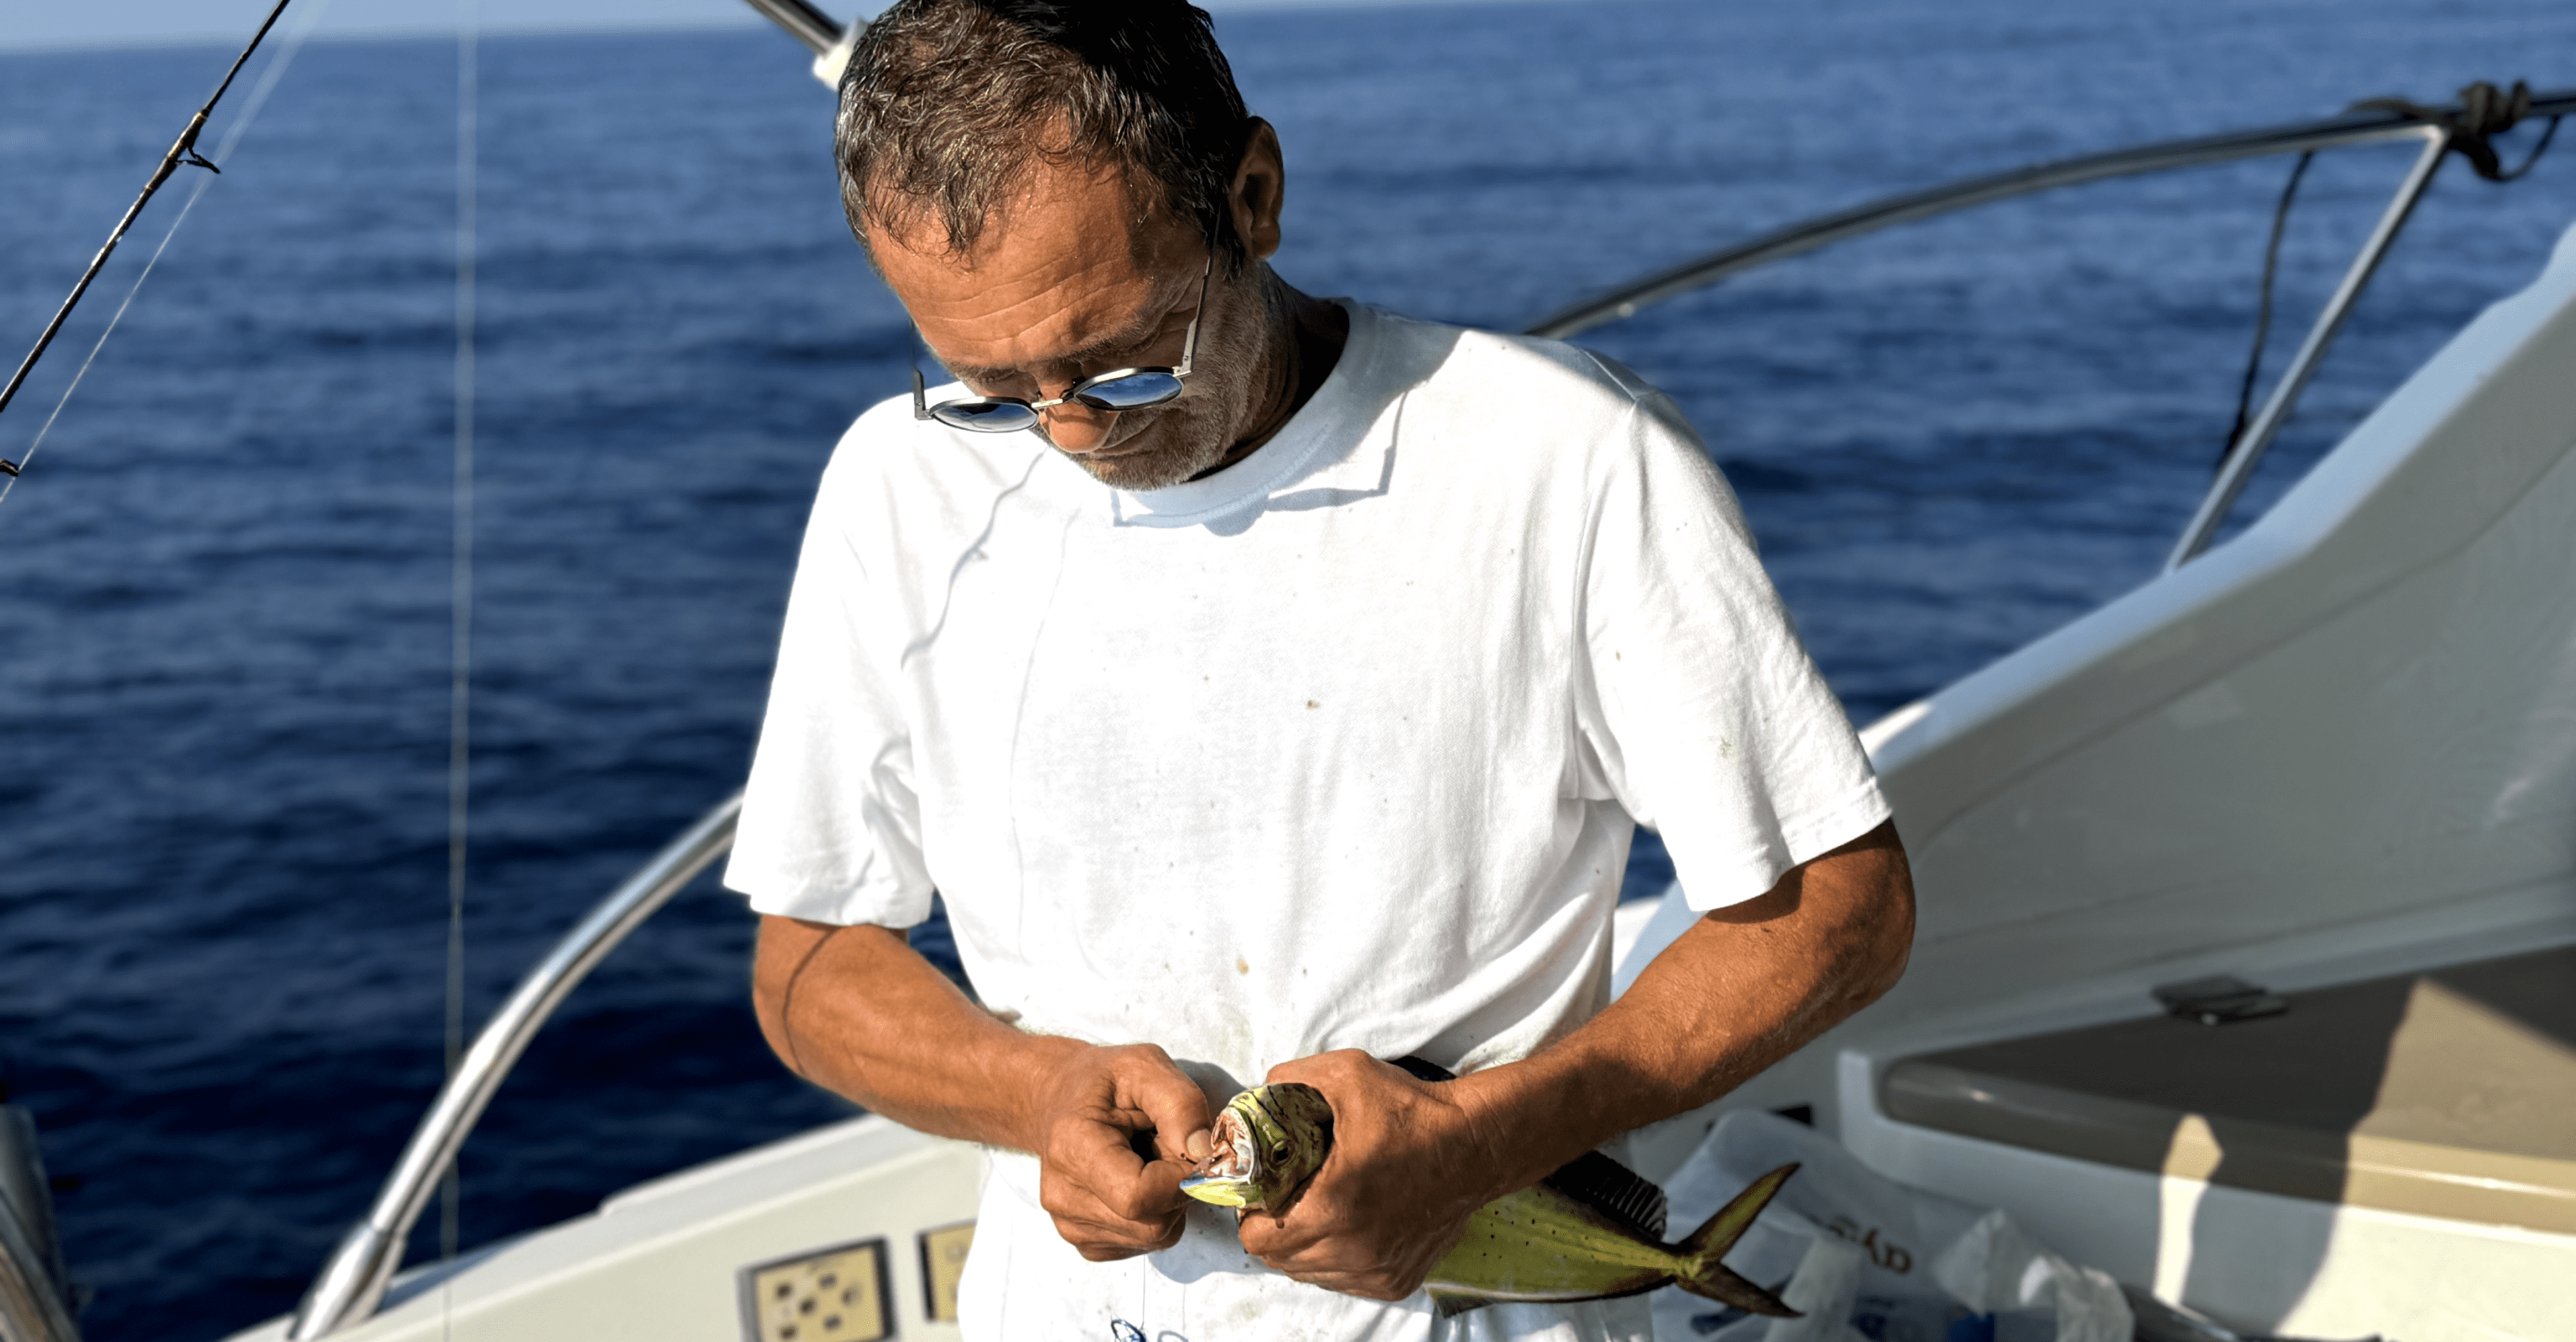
[1931,1210,2132,1342]
[1650,1111,2132,1342]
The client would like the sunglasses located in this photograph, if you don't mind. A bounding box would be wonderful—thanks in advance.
[912,256,1213,434]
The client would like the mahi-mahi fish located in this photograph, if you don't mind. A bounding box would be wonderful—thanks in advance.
[1178,1077,1802,1318]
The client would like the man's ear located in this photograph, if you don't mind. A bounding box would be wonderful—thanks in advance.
[1229,117,1287,262]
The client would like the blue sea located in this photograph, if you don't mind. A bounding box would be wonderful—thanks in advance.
[2,1,2572,1336]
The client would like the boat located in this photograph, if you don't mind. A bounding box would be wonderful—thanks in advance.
[2,4,2570,1341]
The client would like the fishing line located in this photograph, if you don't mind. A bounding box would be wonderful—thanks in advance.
[0,0,336,514]
[441,0,480,1273]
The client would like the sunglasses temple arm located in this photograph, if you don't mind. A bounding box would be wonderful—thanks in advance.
[1175,258,1214,377]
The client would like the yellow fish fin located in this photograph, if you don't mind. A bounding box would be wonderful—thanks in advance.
[1672,1162,1801,1318]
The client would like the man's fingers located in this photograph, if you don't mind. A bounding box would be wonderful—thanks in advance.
[1065,1207,1186,1261]
[1263,1046,1384,1089]
[1251,1227,1433,1299]
[1116,1048,1214,1164]
[1059,1139,1187,1222]
[1042,1166,1188,1260]
[1105,1164,1186,1223]
[1031,1044,1226,1263]
[1249,1245,1418,1298]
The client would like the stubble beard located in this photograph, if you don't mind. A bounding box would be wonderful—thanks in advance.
[1053,404,1236,491]
[1052,266,1280,493]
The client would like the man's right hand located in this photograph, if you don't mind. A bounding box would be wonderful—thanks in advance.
[751,920,1216,1260]
[1030,1043,1215,1260]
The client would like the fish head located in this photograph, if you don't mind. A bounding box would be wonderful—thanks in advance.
[1178,1081,1333,1210]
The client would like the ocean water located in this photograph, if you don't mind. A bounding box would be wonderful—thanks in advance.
[1,1,2571,1337]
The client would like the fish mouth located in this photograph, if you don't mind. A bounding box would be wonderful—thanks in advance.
[1179,1106,1263,1207]
[1176,1172,1259,1207]
[1179,1081,1335,1211]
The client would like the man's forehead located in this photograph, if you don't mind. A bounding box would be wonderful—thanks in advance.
[869,162,1196,370]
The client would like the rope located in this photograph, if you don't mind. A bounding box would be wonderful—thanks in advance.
[0,0,333,513]
[2353,79,2561,182]
[2220,79,2561,471]
[2220,152,2311,468]
[440,0,479,1270]
[2491,115,2562,183]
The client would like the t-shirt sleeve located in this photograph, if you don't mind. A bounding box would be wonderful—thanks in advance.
[1573,371,1890,910]
[723,444,937,928]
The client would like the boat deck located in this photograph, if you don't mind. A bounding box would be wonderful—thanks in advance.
[1880,945,2576,1233]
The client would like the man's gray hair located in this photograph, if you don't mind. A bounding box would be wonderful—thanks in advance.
[836,0,1254,273]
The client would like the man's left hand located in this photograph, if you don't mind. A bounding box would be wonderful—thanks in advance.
[1232,820,1916,1302]
[1234,1050,1499,1300]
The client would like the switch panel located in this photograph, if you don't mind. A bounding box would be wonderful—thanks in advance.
[741,1237,892,1342]
[917,1221,975,1322]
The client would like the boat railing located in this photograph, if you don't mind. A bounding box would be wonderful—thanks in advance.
[286,793,742,1341]
[737,0,839,55]
[1525,87,2575,571]
[289,6,845,1337]
[0,1106,81,1342]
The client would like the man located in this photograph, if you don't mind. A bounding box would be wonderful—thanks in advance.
[726,1,1913,1336]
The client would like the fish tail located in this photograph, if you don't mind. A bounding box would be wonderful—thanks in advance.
[1672,1162,1801,1317]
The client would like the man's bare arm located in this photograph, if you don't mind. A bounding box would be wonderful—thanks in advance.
[1241,819,1915,1298]
[1483,817,1916,1164]
[751,917,1214,1260]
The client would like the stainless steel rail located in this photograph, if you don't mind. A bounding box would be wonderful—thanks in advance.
[0,1195,80,1342]
[1526,89,2571,568]
[0,1109,68,1319]
[288,11,847,1336]
[739,0,843,55]
[2165,130,2449,568]
[1524,90,2576,341]
[0,1109,79,1342]
[741,0,862,89]
[288,792,743,1340]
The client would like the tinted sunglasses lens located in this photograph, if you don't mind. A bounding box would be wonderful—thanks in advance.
[1071,371,1184,412]
[932,399,1040,433]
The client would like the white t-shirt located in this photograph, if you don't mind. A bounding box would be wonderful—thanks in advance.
[726,301,1889,1341]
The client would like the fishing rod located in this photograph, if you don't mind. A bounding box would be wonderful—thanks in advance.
[0,0,298,479]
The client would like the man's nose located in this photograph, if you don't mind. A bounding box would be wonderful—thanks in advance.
[1040,401,1118,454]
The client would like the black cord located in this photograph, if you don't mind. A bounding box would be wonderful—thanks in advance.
[2223,151,2313,470]
[2222,84,2563,470]
[2491,115,2562,183]
[2353,79,2555,182]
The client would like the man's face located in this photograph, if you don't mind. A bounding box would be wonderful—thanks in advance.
[868,160,1259,491]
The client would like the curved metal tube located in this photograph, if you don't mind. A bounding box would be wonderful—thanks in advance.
[738,0,841,54]
[1523,89,2576,340]
[2166,129,2449,568]
[288,792,742,1340]
[291,12,836,1337]
[0,1176,79,1342]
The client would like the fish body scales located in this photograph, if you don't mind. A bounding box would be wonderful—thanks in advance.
[1181,1081,1800,1321]
[1427,1182,1677,1305]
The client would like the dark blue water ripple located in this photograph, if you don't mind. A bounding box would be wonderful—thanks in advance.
[1,3,2572,1338]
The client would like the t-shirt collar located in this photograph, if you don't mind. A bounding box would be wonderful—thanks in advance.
[1111,299,1376,527]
